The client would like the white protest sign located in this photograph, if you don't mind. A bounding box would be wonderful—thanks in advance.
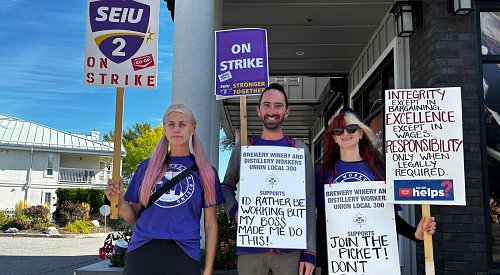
[237,146,306,249]
[84,0,159,89]
[324,181,400,275]
[385,87,465,205]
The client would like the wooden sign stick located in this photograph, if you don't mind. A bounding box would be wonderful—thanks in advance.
[240,96,248,146]
[422,204,435,274]
[110,87,124,219]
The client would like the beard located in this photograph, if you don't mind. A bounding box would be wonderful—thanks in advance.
[262,115,284,130]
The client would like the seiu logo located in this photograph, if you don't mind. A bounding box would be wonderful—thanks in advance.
[95,7,144,23]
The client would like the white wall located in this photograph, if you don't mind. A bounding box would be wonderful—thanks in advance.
[0,186,23,212]
[0,148,110,213]
[60,154,108,169]
[0,149,30,183]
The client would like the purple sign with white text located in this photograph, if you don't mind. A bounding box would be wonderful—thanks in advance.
[215,28,269,98]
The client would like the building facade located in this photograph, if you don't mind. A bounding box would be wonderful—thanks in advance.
[0,114,122,214]
[165,0,499,273]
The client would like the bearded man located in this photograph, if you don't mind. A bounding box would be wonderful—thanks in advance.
[221,83,316,275]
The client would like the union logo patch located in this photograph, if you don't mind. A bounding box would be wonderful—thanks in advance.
[334,172,371,183]
[151,164,196,208]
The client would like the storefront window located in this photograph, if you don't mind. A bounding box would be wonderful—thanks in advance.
[480,10,500,266]
[353,56,394,154]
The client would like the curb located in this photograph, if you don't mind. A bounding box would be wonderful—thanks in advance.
[0,232,110,238]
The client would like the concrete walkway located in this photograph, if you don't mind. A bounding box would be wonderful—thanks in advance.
[0,234,108,275]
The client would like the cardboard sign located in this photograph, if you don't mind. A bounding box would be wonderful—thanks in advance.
[324,181,400,275]
[84,0,159,88]
[215,28,269,99]
[237,146,306,249]
[385,87,465,205]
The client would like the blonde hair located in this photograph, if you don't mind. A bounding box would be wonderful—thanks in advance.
[342,111,377,148]
[139,104,217,207]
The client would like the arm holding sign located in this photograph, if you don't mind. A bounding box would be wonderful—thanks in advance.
[295,140,317,275]
[105,160,149,225]
[221,141,242,221]
[395,213,436,241]
[105,177,141,225]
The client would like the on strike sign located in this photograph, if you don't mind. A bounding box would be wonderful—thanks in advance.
[215,28,269,98]
[385,87,465,205]
[84,0,159,89]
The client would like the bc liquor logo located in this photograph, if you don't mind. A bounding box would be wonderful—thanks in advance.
[394,180,454,201]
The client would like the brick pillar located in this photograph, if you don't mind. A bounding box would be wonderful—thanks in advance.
[409,0,488,273]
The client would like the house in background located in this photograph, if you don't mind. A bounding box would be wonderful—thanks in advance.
[0,114,125,214]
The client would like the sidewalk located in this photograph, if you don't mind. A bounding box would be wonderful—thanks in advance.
[0,235,107,275]
[0,231,110,238]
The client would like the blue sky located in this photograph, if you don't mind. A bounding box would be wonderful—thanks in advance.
[0,1,229,176]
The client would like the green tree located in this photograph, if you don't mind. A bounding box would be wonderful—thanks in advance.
[220,136,235,152]
[219,125,235,152]
[104,123,164,182]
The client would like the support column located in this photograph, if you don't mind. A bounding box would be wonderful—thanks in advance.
[210,0,223,168]
[171,0,222,166]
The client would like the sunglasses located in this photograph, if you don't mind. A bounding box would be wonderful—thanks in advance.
[331,124,359,136]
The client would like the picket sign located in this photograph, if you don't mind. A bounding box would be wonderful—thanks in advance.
[240,97,248,146]
[385,87,466,275]
[110,87,124,219]
[422,204,435,275]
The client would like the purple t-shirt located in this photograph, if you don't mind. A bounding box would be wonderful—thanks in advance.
[124,155,224,261]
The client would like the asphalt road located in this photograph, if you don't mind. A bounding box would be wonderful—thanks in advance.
[0,235,107,275]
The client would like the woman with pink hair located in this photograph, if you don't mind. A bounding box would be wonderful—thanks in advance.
[105,104,224,275]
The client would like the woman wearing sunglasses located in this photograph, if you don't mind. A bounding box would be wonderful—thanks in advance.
[315,108,437,275]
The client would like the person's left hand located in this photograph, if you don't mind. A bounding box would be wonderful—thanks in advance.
[415,216,436,240]
[299,261,314,275]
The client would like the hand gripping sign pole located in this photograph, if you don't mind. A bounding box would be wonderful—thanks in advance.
[110,87,124,219]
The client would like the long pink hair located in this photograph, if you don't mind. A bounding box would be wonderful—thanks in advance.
[139,104,216,207]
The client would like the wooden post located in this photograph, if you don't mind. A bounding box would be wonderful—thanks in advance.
[110,87,124,219]
[240,96,248,146]
[422,204,435,274]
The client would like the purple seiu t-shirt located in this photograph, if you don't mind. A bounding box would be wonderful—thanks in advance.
[124,155,224,261]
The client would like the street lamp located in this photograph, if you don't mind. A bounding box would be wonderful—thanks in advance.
[449,0,473,15]
[389,1,423,37]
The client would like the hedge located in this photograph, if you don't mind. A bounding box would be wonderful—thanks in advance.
[56,188,105,214]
